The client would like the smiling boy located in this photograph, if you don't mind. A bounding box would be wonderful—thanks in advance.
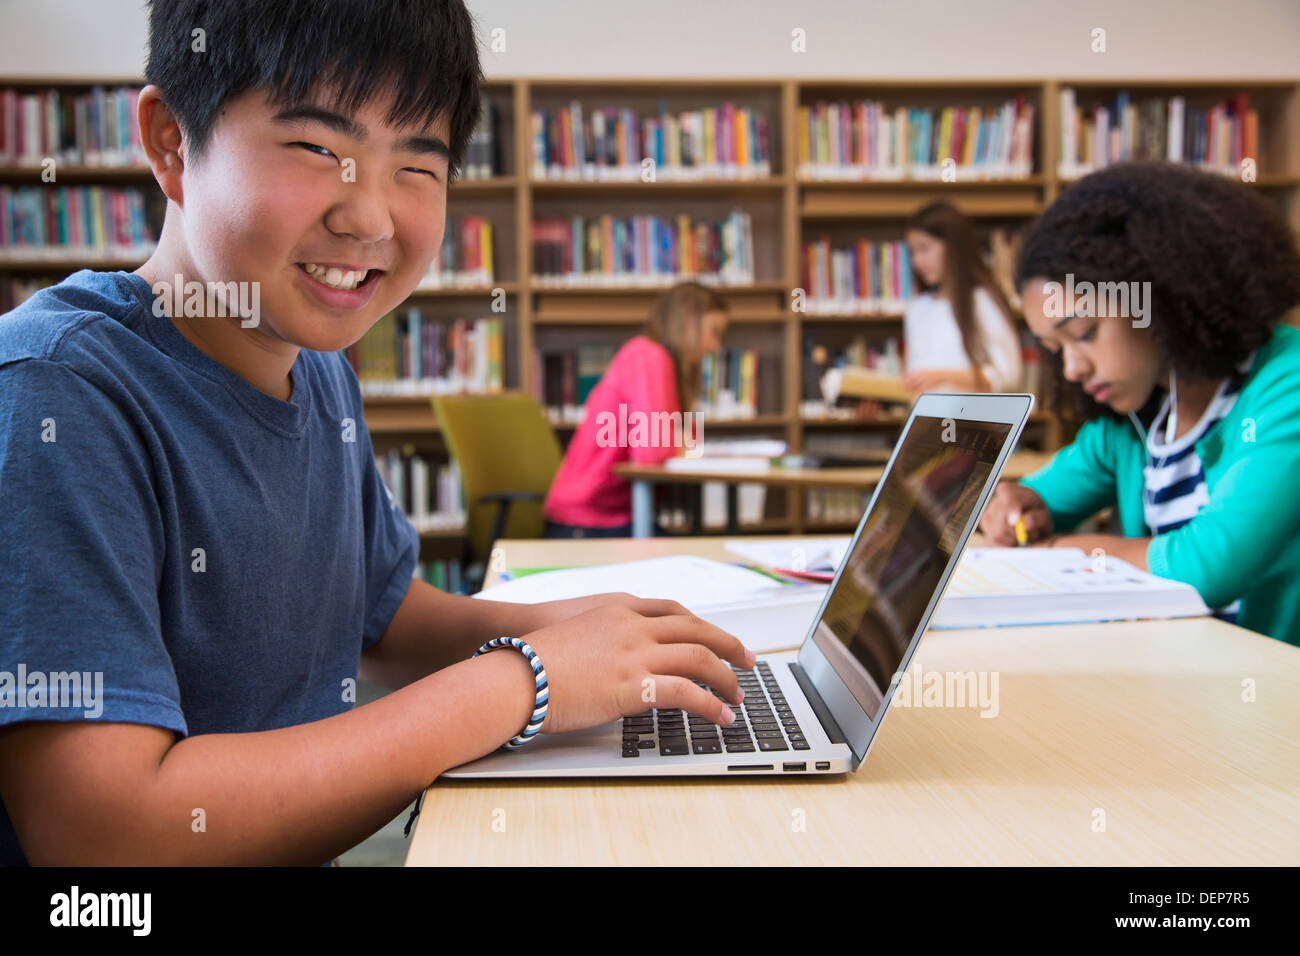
[0,0,749,866]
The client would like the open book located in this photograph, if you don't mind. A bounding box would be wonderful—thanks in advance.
[821,366,912,405]
[930,547,1210,628]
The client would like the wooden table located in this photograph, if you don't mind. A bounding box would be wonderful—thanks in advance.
[615,451,1054,537]
[406,536,1300,866]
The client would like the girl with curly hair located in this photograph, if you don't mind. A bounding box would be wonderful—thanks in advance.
[978,162,1300,645]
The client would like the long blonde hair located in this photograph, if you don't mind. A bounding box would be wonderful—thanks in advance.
[643,281,728,413]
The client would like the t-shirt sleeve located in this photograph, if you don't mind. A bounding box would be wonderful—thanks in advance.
[356,411,419,652]
[1018,417,1120,533]
[625,340,684,465]
[974,289,1023,391]
[0,359,186,736]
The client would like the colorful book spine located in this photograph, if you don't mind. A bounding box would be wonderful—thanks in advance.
[0,184,156,256]
[531,210,754,286]
[1057,89,1260,178]
[797,97,1034,181]
[349,312,505,395]
[801,238,913,313]
[531,100,772,180]
[0,86,145,167]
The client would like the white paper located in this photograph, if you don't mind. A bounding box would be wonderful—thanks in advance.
[474,555,795,611]
[724,537,851,573]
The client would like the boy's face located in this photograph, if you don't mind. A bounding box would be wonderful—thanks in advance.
[178,84,450,352]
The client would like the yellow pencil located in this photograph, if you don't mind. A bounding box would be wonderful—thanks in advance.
[1014,517,1028,547]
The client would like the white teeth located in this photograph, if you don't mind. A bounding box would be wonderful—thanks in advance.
[301,263,368,290]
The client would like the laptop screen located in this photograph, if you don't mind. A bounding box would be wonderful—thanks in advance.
[809,415,1012,720]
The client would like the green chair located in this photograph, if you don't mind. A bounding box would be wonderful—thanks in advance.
[433,393,563,591]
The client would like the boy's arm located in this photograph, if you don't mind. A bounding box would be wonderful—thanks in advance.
[0,648,538,865]
[360,577,694,688]
[1,603,750,865]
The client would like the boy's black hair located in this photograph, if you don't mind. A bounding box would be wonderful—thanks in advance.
[144,0,483,178]
[1015,162,1300,422]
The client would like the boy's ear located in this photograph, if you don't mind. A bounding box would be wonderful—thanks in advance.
[136,84,186,206]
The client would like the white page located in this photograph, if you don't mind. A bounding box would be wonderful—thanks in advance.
[724,537,850,573]
[473,555,796,611]
[947,547,1173,597]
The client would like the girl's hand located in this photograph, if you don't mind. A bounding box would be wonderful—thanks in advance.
[979,481,1053,546]
[510,604,755,735]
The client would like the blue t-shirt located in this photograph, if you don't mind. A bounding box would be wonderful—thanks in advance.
[0,270,419,865]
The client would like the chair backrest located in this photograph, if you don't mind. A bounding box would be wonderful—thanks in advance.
[433,393,563,562]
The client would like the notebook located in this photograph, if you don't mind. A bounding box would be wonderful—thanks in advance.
[928,547,1210,628]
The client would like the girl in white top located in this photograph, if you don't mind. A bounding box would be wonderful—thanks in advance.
[902,201,1023,394]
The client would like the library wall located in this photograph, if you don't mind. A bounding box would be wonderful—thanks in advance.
[2,0,1299,81]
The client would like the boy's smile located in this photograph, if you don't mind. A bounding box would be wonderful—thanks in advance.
[136,81,451,398]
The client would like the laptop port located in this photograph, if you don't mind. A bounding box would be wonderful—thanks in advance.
[727,764,772,771]
[815,761,831,770]
[783,762,807,772]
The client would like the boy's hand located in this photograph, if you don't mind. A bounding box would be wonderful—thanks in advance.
[500,604,755,735]
[525,592,692,630]
[979,481,1053,546]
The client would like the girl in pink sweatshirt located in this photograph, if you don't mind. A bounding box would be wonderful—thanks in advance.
[544,282,729,537]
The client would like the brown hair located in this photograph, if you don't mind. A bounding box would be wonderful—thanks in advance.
[643,281,728,413]
[906,201,1018,383]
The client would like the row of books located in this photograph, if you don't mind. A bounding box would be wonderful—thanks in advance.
[345,312,506,395]
[376,450,465,533]
[535,343,615,422]
[0,87,145,168]
[805,488,871,526]
[1058,89,1260,179]
[699,348,766,420]
[461,100,501,180]
[413,559,466,594]
[800,333,903,407]
[417,214,495,288]
[532,101,772,180]
[801,238,916,314]
[0,185,156,257]
[531,210,755,286]
[796,98,1036,180]
[535,342,774,424]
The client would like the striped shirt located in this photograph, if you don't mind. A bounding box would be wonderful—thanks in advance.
[1143,361,1251,621]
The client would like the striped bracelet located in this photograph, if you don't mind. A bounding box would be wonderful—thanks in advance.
[473,637,549,749]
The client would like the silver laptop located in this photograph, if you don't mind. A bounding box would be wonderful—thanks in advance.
[445,392,1034,779]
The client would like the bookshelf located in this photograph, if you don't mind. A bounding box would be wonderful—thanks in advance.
[5,75,1299,541]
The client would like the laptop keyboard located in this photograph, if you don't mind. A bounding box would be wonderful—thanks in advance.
[620,661,809,757]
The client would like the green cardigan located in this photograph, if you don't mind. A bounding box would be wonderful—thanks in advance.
[1020,324,1300,646]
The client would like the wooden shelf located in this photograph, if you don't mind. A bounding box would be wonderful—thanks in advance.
[798,175,1046,188]
[408,281,519,297]
[0,164,156,181]
[0,253,153,270]
[8,73,1300,480]
[530,177,786,194]
[798,312,905,323]
[801,186,1043,219]
[529,279,789,294]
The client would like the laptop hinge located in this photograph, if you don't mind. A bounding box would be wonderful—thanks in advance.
[788,662,847,745]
